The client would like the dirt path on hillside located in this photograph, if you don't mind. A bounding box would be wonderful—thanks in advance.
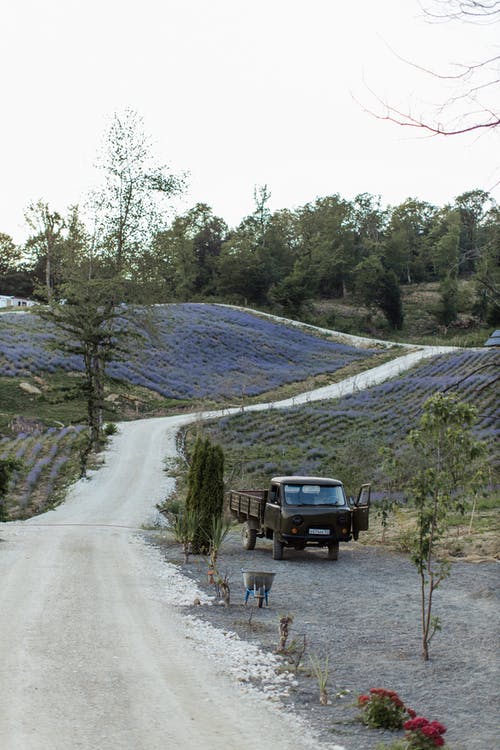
[0,348,458,750]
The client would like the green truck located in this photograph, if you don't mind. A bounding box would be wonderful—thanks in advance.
[228,475,371,560]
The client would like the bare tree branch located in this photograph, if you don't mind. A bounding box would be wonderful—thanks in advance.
[422,0,500,23]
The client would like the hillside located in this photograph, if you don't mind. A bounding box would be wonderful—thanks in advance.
[200,347,499,493]
[0,303,497,523]
[0,303,396,519]
[0,303,391,401]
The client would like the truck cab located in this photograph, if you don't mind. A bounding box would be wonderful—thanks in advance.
[264,476,369,559]
[228,475,371,560]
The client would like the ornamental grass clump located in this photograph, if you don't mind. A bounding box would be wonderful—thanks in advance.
[358,688,416,730]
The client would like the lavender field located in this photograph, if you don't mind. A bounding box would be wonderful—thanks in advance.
[0,304,383,400]
[201,348,499,493]
[0,424,86,518]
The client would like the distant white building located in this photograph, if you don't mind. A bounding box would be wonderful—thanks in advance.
[0,294,37,309]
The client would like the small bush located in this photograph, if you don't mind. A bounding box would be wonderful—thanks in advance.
[358,688,415,730]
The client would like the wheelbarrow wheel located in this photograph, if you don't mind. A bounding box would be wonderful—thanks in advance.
[241,522,257,550]
[257,587,265,607]
[327,541,339,560]
[272,534,284,560]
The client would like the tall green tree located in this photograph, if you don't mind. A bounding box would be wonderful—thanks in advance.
[384,198,436,283]
[454,189,491,274]
[434,274,459,328]
[24,201,65,300]
[39,277,127,451]
[353,256,404,329]
[426,206,461,278]
[0,233,21,278]
[152,203,227,300]
[474,203,500,323]
[90,108,185,279]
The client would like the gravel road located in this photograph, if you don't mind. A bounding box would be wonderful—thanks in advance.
[156,531,499,750]
[0,417,330,750]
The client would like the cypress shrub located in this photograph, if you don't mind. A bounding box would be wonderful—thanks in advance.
[186,437,225,554]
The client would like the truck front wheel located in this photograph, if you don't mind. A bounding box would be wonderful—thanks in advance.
[272,534,284,560]
[327,541,339,561]
[241,522,257,550]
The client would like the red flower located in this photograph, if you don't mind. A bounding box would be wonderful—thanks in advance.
[407,708,417,718]
[429,720,447,734]
[433,737,445,747]
[358,695,370,705]
[404,717,429,730]
[422,725,440,738]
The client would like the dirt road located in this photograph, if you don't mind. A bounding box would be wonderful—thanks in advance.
[0,347,456,750]
[1,416,334,750]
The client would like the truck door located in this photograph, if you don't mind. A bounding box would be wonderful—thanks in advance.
[352,483,371,540]
[263,483,281,533]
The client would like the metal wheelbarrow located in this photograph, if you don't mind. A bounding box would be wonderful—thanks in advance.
[242,570,276,607]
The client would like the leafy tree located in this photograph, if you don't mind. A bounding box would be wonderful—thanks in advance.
[454,189,491,274]
[0,234,32,297]
[434,274,459,328]
[426,206,461,278]
[24,201,65,300]
[390,393,487,660]
[0,233,21,278]
[89,108,185,278]
[473,204,500,323]
[152,203,227,300]
[384,198,437,284]
[353,256,404,329]
[39,277,128,451]
[293,194,357,298]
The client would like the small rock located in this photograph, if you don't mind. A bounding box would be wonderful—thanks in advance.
[19,382,42,395]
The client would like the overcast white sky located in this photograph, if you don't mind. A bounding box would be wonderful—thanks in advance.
[1,0,499,243]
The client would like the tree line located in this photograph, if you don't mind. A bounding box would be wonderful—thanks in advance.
[1,109,499,334]
[2,188,499,333]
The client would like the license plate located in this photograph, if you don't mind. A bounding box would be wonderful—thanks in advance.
[309,528,330,535]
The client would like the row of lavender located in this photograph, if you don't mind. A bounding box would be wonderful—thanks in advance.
[0,304,381,399]
[202,348,499,493]
[0,425,86,517]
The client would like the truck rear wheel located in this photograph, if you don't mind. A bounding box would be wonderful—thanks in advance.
[327,541,339,560]
[272,535,284,560]
[241,522,257,550]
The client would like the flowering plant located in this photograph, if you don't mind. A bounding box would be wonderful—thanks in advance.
[357,688,416,730]
[402,717,447,748]
[374,716,447,749]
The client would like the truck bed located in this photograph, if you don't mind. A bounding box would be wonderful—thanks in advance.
[227,489,267,522]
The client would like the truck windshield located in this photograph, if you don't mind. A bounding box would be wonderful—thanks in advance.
[283,484,346,506]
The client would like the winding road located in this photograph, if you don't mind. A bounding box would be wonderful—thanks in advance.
[0,344,453,750]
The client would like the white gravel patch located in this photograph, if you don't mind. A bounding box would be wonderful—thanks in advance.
[131,534,347,749]
[133,535,295,697]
